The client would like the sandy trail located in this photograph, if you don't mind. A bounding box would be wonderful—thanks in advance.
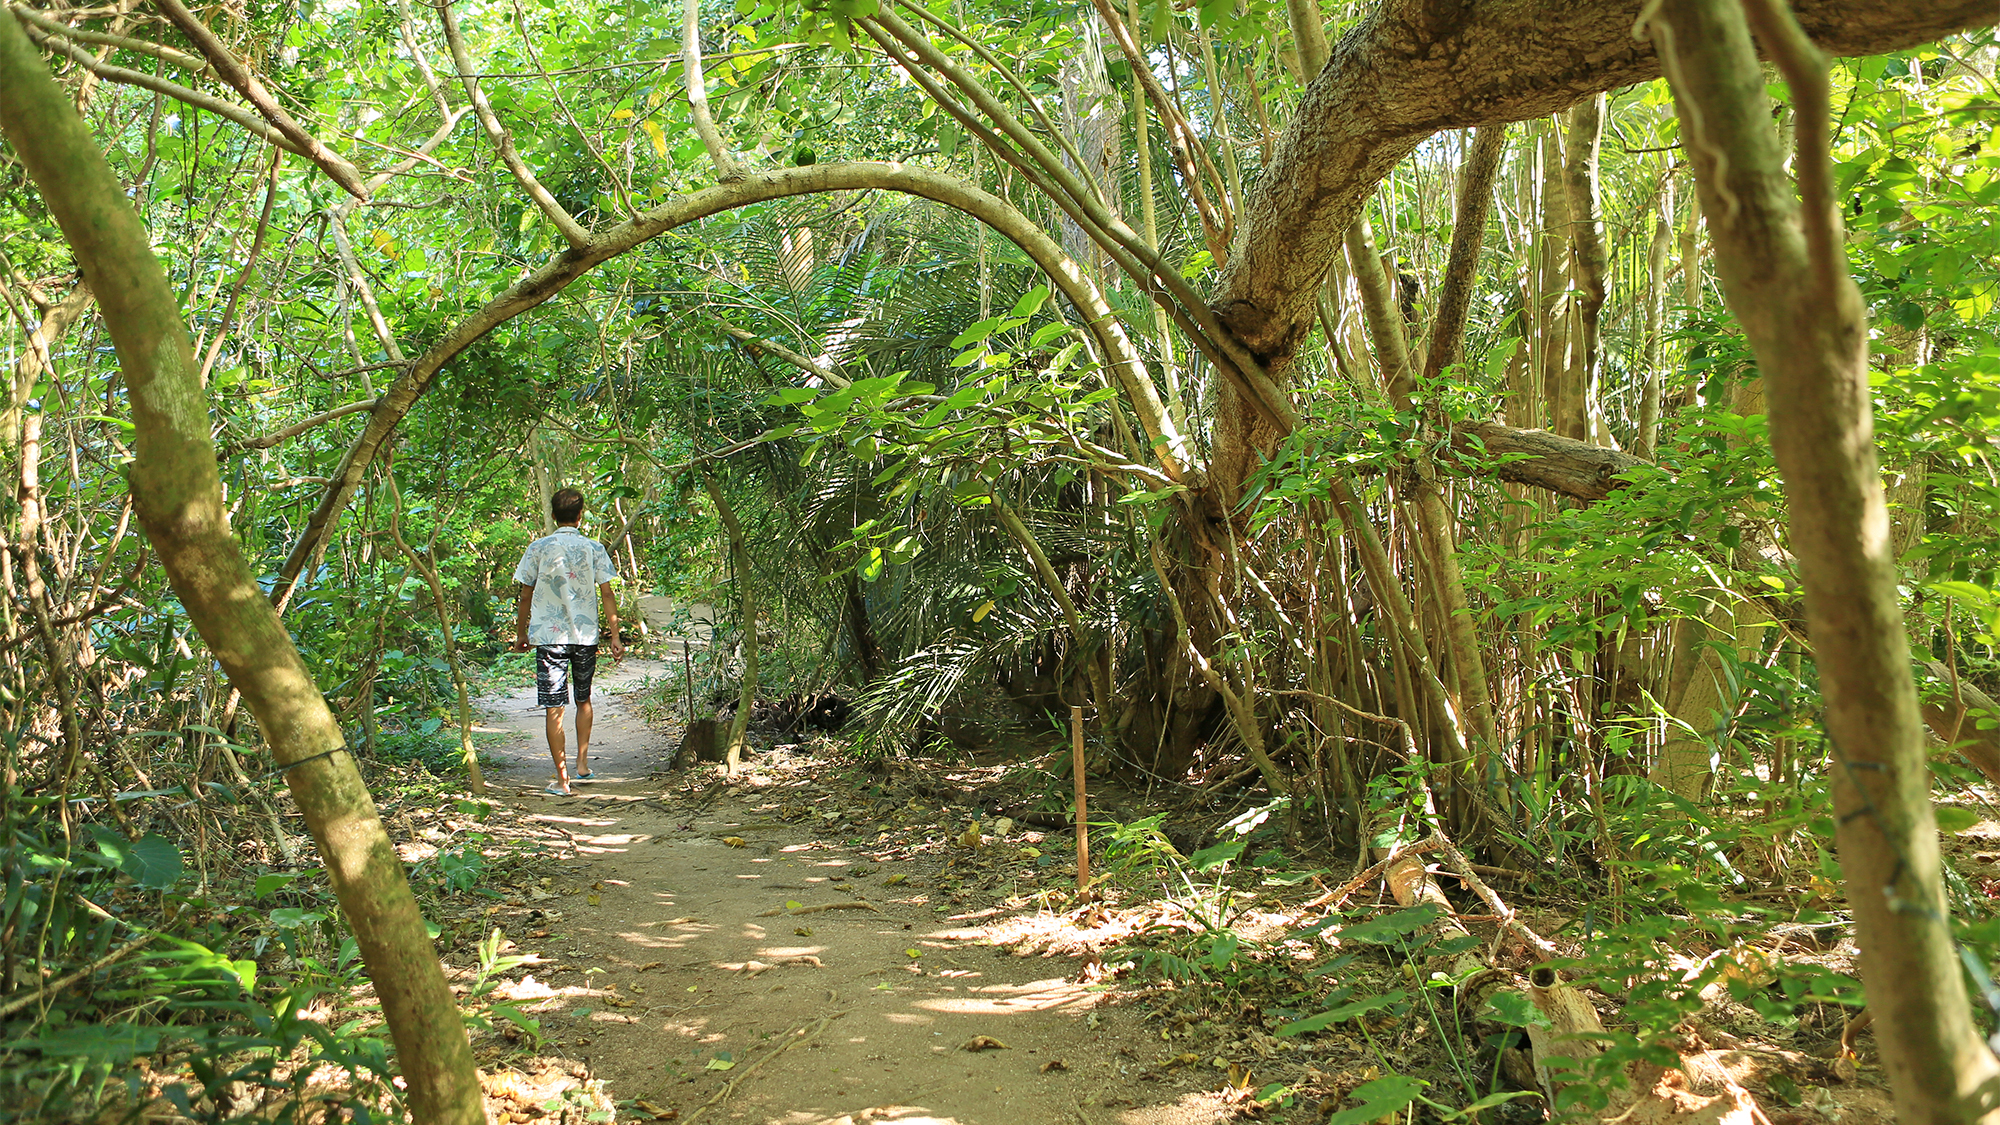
[469,641,1232,1125]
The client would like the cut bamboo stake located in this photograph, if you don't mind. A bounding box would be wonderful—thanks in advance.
[682,641,696,720]
[1072,704,1089,893]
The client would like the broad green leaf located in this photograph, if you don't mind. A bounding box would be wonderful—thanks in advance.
[1935,805,1982,833]
[1188,839,1243,872]
[1008,285,1049,319]
[1324,1075,1424,1125]
[1275,990,1406,1037]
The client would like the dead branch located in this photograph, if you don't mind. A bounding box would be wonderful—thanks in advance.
[1434,834,1558,962]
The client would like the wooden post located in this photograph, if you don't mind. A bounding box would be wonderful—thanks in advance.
[1072,704,1089,893]
[682,641,696,720]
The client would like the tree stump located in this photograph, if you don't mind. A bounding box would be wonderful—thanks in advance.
[676,718,720,767]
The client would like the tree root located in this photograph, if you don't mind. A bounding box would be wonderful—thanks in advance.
[1295,834,1442,914]
[682,996,845,1124]
[1434,834,1558,962]
[756,901,879,917]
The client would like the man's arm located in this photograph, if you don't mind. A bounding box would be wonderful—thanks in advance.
[598,582,625,661]
[512,584,533,652]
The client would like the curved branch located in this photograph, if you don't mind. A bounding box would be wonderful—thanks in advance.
[9,4,206,72]
[0,12,484,1119]
[435,0,589,247]
[859,11,1285,432]
[273,161,1189,602]
[153,0,371,200]
[217,397,380,458]
[1212,0,1997,368]
[21,24,305,155]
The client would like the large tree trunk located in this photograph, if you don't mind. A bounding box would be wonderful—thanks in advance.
[1204,0,1993,498]
[0,13,487,1123]
[1654,0,2000,1119]
[1209,0,1991,367]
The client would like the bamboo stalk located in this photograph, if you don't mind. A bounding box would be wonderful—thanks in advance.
[1072,704,1089,893]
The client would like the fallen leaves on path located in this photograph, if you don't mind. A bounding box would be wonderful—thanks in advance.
[960,1036,1009,1052]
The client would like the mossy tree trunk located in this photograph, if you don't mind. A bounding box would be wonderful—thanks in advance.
[0,13,486,1123]
[1653,0,2000,1117]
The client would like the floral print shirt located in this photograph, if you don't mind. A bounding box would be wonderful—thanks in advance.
[513,526,618,646]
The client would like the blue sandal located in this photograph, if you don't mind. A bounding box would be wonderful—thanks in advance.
[544,783,571,796]
[575,770,595,780]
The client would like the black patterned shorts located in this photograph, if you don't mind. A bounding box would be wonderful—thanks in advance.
[535,645,598,707]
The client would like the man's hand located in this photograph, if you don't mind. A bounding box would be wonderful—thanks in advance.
[610,635,625,662]
[511,636,530,653]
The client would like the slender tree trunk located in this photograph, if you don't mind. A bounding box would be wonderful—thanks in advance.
[1345,208,1500,761]
[701,472,757,775]
[1127,0,1183,432]
[0,14,487,1123]
[1634,178,1674,461]
[385,460,484,794]
[1535,121,1574,437]
[1653,1,2000,1118]
[1563,93,1611,447]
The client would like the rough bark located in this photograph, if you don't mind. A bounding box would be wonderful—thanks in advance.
[1421,124,1507,386]
[1923,661,2000,790]
[1655,0,2000,1118]
[0,12,486,1122]
[1209,0,1995,371]
[1449,421,1648,500]
[1562,93,1609,446]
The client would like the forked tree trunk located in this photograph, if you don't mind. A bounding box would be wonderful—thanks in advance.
[1653,0,2000,1118]
[0,13,486,1123]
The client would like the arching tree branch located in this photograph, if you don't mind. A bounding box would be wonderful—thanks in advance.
[273,161,1189,605]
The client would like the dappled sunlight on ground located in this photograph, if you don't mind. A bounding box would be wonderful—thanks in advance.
[467,654,1288,1124]
[911,978,1095,1017]
[769,1108,960,1125]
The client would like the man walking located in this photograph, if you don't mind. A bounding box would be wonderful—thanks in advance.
[512,487,624,795]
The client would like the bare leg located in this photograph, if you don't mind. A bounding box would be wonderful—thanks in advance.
[575,700,594,776]
[546,705,569,792]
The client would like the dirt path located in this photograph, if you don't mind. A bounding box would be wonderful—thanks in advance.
[468,652,1235,1125]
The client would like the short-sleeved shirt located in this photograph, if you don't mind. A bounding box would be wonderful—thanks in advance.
[513,526,618,646]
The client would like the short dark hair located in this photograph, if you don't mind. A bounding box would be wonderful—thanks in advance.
[550,488,585,525]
